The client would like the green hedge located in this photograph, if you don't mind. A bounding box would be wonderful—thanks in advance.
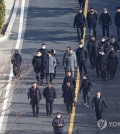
[0,0,5,33]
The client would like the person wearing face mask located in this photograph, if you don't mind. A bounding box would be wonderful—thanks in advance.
[108,47,118,79]
[76,42,88,76]
[32,51,44,85]
[52,112,66,134]
[78,0,86,10]
[98,49,108,80]
[110,36,120,52]
[64,48,77,77]
[86,35,99,68]
[92,91,107,121]
[98,37,107,52]
[115,7,120,42]
[99,8,112,37]
[62,81,75,114]
[38,43,47,56]
[80,75,92,107]
[87,7,97,37]
[74,9,86,41]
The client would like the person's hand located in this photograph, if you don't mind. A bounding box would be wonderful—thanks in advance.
[54,99,56,101]
[28,98,31,101]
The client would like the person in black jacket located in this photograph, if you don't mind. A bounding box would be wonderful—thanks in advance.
[43,83,56,116]
[98,50,108,80]
[87,7,97,37]
[62,71,76,91]
[99,8,112,37]
[32,51,44,85]
[110,36,120,52]
[78,0,86,9]
[108,47,118,79]
[52,112,66,134]
[28,82,42,117]
[115,7,120,42]
[11,49,22,78]
[92,91,107,121]
[80,75,92,107]
[62,81,75,114]
[76,42,87,76]
[86,36,99,68]
[74,9,86,41]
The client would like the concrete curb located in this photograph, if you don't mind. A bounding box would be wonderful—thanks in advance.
[0,0,19,43]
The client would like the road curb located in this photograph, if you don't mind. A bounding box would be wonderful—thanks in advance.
[0,0,19,43]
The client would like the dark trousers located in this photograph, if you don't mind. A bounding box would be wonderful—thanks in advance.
[77,27,84,41]
[13,65,21,77]
[46,73,53,83]
[96,111,102,121]
[102,25,109,37]
[78,61,87,75]
[89,27,96,37]
[66,101,73,113]
[36,71,44,82]
[89,56,96,68]
[83,91,89,105]
[46,100,53,115]
[117,26,120,41]
[110,71,116,79]
[32,101,39,117]
[101,70,107,79]
[53,67,57,79]
[78,0,85,9]
[96,63,100,76]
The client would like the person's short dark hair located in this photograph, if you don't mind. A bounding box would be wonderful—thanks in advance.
[15,49,18,53]
[116,6,120,10]
[56,112,61,115]
[67,46,71,49]
[48,51,52,54]
[111,36,115,39]
[90,7,94,10]
[91,35,95,38]
[32,82,37,84]
[79,42,83,45]
[41,43,46,46]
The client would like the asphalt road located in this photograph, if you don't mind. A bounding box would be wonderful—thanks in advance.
[0,0,120,134]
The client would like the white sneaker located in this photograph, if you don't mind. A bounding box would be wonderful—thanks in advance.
[84,103,87,106]
[86,105,89,108]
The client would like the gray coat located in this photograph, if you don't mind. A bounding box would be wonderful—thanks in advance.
[44,55,57,74]
[65,53,77,71]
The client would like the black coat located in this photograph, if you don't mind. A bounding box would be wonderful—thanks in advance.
[98,54,108,71]
[32,55,44,73]
[28,87,42,105]
[43,87,56,101]
[74,13,86,28]
[11,53,22,66]
[80,78,92,92]
[52,117,66,133]
[92,96,107,113]
[62,85,75,103]
[87,11,97,28]
[110,41,119,51]
[76,47,87,62]
[99,13,112,26]
[62,76,76,90]
[108,51,118,72]
[115,12,120,27]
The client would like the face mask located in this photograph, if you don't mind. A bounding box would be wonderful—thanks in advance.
[101,39,105,42]
[104,11,107,13]
[42,46,46,49]
[79,45,83,48]
[57,115,61,119]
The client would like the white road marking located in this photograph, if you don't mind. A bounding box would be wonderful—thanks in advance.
[0,0,25,131]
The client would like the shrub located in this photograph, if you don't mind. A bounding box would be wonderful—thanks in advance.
[0,0,5,33]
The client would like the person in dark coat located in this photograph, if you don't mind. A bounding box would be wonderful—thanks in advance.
[74,9,86,40]
[98,50,108,80]
[62,81,75,114]
[99,8,112,37]
[108,47,118,79]
[92,91,107,121]
[32,51,44,85]
[11,49,22,78]
[76,42,88,76]
[110,36,120,52]
[86,36,99,68]
[62,71,76,91]
[87,7,97,37]
[80,75,92,107]
[115,7,120,42]
[28,82,42,117]
[52,112,66,134]
[78,0,86,9]
[43,51,57,84]
[51,49,60,79]
[43,83,56,116]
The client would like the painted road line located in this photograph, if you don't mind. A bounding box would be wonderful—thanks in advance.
[0,0,25,131]
[68,1,89,134]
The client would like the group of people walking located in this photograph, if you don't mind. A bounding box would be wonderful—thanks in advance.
[10,1,120,134]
